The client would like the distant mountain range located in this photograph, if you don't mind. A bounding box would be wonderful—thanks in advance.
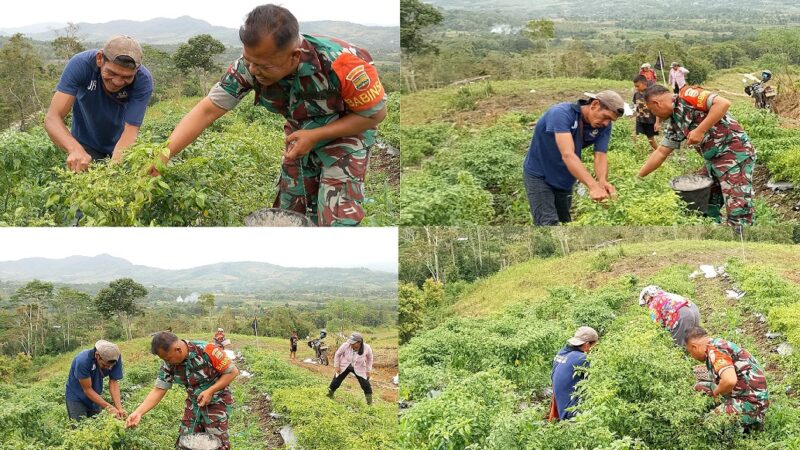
[0,254,397,296]
[0,16,399,58]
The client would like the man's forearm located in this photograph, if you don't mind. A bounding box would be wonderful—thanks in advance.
[207,368,238,394]
[563,153,600,188]
[166,98,227,158]
[310,111,384,143]
[638,146,673,177]
[133,387,168,416]
[83,388,112,409]
[696,102,729,135]
[594,153,609,183]
[109,381,123,409]
[44,114,84,154]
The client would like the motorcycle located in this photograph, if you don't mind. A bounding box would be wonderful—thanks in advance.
[743,70,777,112]
[307,330,330,365]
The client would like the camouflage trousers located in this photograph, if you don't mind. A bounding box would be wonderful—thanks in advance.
[176,395,233,450]
[274,135,371,227]
[694,381,768,428]
[701,157,755,226]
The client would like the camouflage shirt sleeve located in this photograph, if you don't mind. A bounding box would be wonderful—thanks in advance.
[331,52,386,118]
[660,117,684,149]
[154,361,174,390]
[207,57,255,111]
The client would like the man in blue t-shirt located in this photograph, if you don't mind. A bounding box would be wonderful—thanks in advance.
[523,91,625,225]
[44,35,153,172]
[64,340,125,421]
[549,326,599,421]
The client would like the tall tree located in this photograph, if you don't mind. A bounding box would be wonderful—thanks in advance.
[10,280,54,356]
[523,19,556,77]
[400,0,443,91]
[173,34,225,95]
[52,23,84,62]
[95,278,147,340]
[0,34,46,129]
[51,287,93,351]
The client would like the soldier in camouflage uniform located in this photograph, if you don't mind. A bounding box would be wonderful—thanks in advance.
[637,84,756,226]
[125,332,239,449]
[154,4,387,226]
[685,327,769,430]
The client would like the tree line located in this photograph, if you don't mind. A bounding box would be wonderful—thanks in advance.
[0,277,397,358]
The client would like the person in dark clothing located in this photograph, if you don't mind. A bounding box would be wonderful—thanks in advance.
[549,326,599,421]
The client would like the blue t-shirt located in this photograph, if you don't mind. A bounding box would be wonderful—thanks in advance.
[56,49,153,155]
[65,348,124,408]
[551,345,588,420]
[523,101,612,192]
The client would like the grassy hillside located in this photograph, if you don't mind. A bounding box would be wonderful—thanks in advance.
[399,241,800,449]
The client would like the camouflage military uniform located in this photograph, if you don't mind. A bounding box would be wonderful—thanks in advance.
[155,340,235,449]
[208,35,386,226]
[693,338,769,429]
[661,86,756,225]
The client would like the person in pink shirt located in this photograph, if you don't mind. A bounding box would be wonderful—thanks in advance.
[668,62,690,94]
[327,332,374,405]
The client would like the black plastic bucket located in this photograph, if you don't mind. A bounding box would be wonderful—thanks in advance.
[177,433,221,450]
[244,208,315,227]
[670,175,713,213]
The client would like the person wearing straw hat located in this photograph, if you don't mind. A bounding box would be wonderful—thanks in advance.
[328,331,374,405]
[44,35,153,172]
[126,331,239,450]
[153,4,387,227]
[637,84,756,226]
[639,285,701,346]
[548,326,599,421]
[64,339,126,421]
[639,63,657,86]
[523,90,625,225]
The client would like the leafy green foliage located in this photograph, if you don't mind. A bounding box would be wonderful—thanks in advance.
[3,95,399,226]
[578,312,716,449]
[244,348,398,450]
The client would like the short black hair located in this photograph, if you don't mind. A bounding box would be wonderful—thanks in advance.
[685,327,708,342]
[150,331,179,355]
[102,53,137,70]
[239,4,299,50]
[644,84,671,102]
[633,74,648,84]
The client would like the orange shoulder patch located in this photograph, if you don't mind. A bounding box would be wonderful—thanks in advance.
[708,346,734,374]
[679,86,712,112]
[332,52,385,112]
[205,343,232,373]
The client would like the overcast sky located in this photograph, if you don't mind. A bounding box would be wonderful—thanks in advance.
[0,0,399,28]
[0,228,398,271]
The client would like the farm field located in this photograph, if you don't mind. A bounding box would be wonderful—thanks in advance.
[0,330,399,450]
[399,74,800,226]
[399,240,800,449]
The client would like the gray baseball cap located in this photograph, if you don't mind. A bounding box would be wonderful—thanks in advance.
[567,326,599,346]
[584,90,625,116]
[347,332,364,344]
[95,340,121,362]
[102,35,143,68]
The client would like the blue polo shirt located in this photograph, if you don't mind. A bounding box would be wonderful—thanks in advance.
[65,348,124,408]
[55,49,153,155]
[523,101,612,192]
[551,345,588,420]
